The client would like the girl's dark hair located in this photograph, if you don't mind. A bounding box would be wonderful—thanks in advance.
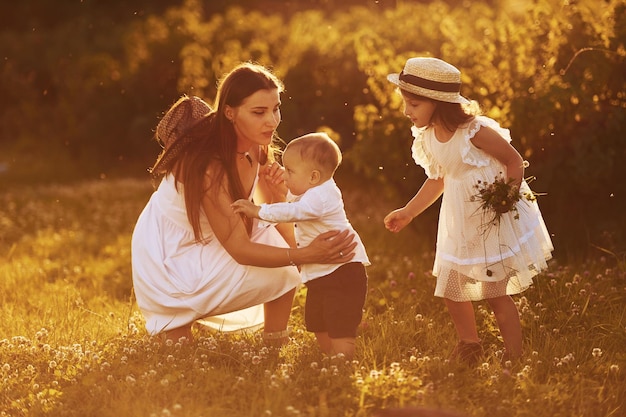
[169,63,284,241]
[401,90,480,131]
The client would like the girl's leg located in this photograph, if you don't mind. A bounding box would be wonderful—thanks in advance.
[444,299,480,343]
[486,295,523,359]
[444,298,483,364]
[263,287,296,346]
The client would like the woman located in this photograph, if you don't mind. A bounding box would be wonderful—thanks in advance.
[131,63,356,343]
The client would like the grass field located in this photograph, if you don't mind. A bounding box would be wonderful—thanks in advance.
[0,177,624,417]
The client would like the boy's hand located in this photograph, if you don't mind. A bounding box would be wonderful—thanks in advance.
[231,199,262,219]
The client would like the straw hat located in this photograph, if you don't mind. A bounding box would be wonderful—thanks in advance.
[387,57,469,104]
[149,95,212,176]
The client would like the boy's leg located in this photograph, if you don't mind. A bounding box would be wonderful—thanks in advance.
[308,263,367,359]
[315,333,356,359]
[314,332,333,355]
[330,337,357,359]
[486,295,523,359]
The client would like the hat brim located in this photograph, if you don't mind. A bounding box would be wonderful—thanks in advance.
[387,73,470,104]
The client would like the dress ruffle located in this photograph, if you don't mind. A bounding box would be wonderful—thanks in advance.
[411,126,444,179]
[460,116,512,168]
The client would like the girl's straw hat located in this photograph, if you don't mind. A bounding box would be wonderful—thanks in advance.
[149,95,211,176]
[387,57,469,104]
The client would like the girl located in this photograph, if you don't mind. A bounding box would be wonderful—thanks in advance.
[131,63,356,344]
[384,57,553,364]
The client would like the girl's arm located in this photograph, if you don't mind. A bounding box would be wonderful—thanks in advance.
[203,170,355,266]
[470,126,525,186]
[384,177,444,233]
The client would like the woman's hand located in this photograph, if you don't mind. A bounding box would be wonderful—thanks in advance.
[259,161,288,202]
[302,230,357,264]
[384,208,413,233]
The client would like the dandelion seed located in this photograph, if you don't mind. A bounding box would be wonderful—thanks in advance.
[252,355,261,365]
[310,362,318,369]
[126,375,136,384]
[592,348,602,358]
[609,364,619,373]
[48,361,57,369]
[447,372,454,378]
[160,378,169,387]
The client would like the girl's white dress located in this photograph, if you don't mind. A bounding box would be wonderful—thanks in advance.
[411,116,553,302]
[131,173,300,335]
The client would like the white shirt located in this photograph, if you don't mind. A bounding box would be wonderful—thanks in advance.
[258,178,370,282]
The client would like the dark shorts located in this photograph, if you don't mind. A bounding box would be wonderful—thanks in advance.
[304,262,368,338]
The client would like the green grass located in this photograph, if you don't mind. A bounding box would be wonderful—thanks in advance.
[0,178,624,417]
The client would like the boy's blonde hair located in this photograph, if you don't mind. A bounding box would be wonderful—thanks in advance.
[284,132,342,179]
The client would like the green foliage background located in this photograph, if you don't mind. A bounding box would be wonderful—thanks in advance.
[0,0,624,259]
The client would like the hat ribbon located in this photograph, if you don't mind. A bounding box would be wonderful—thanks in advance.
[399,72,460,93]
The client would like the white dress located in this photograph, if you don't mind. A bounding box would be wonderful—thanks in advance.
[411,116,553,302]
[131,172,301,335]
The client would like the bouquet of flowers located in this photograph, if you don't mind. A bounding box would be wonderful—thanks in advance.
[471,173,537,224]
[471,173,539,277]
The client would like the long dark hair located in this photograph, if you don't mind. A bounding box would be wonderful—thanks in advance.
[168,63,284,241]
